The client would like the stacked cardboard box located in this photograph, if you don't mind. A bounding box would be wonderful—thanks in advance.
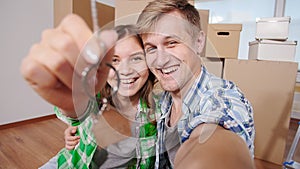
[206,24,242,59]
[248,16,297,62]
[220,17,298,166]
[245,16,299,165]
[202,22,243,78]
[223,59,297,165]
[53,0,115,30]
[201,12,298,166]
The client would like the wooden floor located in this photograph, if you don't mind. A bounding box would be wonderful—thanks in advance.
[0,116,299,169]
[0,116,67,169]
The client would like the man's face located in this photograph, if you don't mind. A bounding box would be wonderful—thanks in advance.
[142,11,204,95]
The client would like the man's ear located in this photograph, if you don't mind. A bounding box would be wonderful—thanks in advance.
[196,31,206,55]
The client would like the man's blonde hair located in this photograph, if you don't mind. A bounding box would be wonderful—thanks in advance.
[137,0,201,38]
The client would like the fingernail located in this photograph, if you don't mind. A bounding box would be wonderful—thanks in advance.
[83,43,100,64]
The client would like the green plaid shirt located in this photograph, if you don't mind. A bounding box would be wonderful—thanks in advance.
[54,98,157,169]
[55,107,97,169]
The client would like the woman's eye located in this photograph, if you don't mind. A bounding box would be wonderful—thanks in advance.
[131,56,143,62]
[112,58,120,65]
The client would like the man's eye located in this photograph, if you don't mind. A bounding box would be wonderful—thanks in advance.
[146,47,156,54]
[167,41,178,47]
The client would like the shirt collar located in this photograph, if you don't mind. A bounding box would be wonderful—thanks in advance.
[159,92,172,120]
[182,66,209,114]
[159,66,210,119]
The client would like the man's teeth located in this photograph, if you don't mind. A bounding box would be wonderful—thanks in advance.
[121,78,136,84]
[161,66,178,74]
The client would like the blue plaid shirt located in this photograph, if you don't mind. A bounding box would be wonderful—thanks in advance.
[154,66,255,169]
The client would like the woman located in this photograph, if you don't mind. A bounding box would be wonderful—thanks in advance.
[40,25,157,169]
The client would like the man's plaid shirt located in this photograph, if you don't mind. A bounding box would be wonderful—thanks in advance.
[154,66,255,169]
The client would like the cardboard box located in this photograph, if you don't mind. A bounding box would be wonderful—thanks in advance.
[206,24,242,59]
[201,57,223,78]
[54,0,115,30]
[54,0,73,27]
[248,40,297,62]
[223,59,298,165]
[115,0,151,25]
[115,0,194,25]
[256,17,291,40]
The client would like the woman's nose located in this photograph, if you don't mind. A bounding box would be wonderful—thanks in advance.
[118,61,133,76]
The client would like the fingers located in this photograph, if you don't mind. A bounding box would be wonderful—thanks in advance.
[21,17,84,91]
[64,126,80,150]
[58,14,93,52]
[58,14,118,95]
[65,137,80,150]
[64,126,78,136]
[58,14,118,64]
[26,43,74,90]
[65,138,80,150]
[93,30,118,91]
[21,53,58,88]
[41,28,79,68]
[96,30,119,66]
[74,30,118,78]
[20,14,118,114]
[71,29,118,100]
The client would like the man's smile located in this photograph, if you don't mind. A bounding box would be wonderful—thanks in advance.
[160,65,179,75]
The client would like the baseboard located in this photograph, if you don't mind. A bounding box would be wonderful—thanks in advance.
[0,114,57,130]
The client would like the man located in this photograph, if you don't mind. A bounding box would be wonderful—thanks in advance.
[136,0,255,168]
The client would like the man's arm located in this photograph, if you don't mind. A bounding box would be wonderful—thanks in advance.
[174,124,255,169]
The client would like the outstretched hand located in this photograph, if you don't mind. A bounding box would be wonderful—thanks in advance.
[20,14,118,118]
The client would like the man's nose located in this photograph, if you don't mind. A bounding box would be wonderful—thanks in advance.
[152,49,171,68]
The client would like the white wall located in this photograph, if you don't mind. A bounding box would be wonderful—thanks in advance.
[0,0,54,125]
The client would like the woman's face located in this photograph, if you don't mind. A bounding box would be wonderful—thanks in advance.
[107,36,149,98]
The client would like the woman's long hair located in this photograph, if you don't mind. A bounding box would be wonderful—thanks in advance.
[100,25,157,122]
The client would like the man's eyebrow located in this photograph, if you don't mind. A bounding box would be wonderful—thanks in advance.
[143,34,182,46]
[165,35,181,40]
[143,42,153,47]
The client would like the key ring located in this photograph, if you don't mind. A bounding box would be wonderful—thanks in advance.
[80,0,120,112]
